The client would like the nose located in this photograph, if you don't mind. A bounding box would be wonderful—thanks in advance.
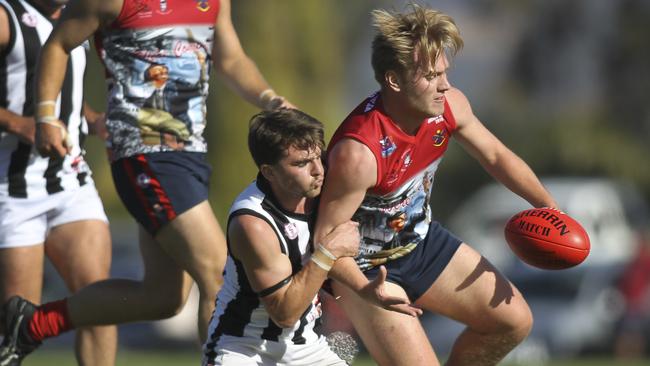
[438,73,451,92]
[311,160,324,177]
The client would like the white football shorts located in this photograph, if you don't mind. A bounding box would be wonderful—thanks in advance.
[204,334,347,366]
[0,183,108,248]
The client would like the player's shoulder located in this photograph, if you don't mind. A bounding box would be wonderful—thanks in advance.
[230,213,274,238]
[0,1,11,51]
[228,212,282,261]
[329,137,375,164]
[326,137,377,190]
[445,87,474,126]
[445,87,470,110]
[333,93,386,147]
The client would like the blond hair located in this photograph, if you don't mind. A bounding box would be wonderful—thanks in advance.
[371,4,463,84]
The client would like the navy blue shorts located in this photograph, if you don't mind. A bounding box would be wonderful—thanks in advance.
[111,152,212,236]
[364,221,462,302]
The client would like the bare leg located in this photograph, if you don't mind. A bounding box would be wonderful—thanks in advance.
[0,244,45,307]
[45,220,117,366]
[332,280,439,366]
[64,201,225,343]
[415,243,533,366]
[154,201,226,342]
[65,227,192,326]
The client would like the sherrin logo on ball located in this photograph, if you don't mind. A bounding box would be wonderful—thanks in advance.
[504,207,590,270]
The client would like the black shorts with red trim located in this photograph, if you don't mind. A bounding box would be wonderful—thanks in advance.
[111,151,212,236]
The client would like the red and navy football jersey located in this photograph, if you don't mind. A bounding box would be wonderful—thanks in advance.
[329,92,457,270]
[95,0,220,160]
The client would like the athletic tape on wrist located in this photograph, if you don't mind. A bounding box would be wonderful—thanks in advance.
[259,88,276,101]
[310,255,333,271]
[310,244,337,272]
[317,244,337,261]
[37,100,57,120]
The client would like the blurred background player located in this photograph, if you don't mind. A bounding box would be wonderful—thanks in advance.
[0,0,116,365]
[315,5,559,366]
[1,0,293,363]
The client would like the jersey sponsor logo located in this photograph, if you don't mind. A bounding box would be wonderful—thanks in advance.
[427,115,444,124]
[21,12,37,27]
[379,135,396,157]
[196,0,210,12]
[432,128,447,146]
[283,222,298,240]
[173,40,205,57]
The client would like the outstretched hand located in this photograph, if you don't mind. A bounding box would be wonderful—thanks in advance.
[358,266,423,317]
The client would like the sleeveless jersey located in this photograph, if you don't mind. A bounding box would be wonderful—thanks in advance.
[0,0,91,199]
[95,0,219,161]
[203,176,324,360]
[329,92,457,270]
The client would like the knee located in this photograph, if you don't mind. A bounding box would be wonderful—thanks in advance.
[500,300,534,344]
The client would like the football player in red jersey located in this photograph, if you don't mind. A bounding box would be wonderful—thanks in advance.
[315,5,559,366]
[1,0,293,363]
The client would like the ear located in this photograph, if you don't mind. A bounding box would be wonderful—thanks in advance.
[384,70,401,92]
[260,164,275,182]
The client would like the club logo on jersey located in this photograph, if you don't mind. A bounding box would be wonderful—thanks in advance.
[380,136,396,158]
[196,0,210,12]
[284,223,298,240]
[136,173,151,188]
[432,128,447,147]
[157,0,172,14]
[21,13,38,27]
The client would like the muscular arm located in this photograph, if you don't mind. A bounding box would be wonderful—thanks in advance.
[0,6,34,143]
[447,87,558,208]
[35,0,120,156]
[0,4,9,53]
[0,109,35,144]
[316,139,421,316]
[314,139,377,289]
[212,0,292,110]
[230,215,358,328]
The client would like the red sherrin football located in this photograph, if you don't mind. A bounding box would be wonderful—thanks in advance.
[504,208,590,270]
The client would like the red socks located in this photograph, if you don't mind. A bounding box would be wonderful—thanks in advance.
[28,299,74,342]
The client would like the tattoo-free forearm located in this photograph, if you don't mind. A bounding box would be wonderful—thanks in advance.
[261,261,329,328]
[35,41,70,109]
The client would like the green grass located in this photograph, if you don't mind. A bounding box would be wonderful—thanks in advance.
[21,350,650,366]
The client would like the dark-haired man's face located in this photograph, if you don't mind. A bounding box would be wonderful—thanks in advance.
[267,146,324,200]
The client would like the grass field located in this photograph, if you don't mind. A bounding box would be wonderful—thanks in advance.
[21,349,650,366]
